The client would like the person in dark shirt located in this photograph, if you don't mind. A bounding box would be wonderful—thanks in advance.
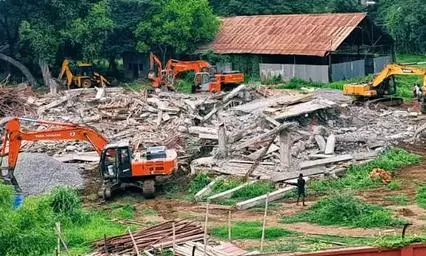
[286,173,306,206]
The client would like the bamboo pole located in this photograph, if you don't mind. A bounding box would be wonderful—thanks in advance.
[228,210,232,241]
[203,201,210,256]
[172,221,176,254]
[128,228,141,256]
[56,222,61,256]
[260,193,270,252]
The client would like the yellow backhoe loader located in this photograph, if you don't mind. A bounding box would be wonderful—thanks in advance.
[343,64,426,110]
[58,59,110,89]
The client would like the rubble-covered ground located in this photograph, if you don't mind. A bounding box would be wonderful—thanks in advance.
[1,85,425,195]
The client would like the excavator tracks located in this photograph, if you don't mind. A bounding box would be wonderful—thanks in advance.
[142,179,156,199]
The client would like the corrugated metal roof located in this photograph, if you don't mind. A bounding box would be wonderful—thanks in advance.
[206,13,367,57]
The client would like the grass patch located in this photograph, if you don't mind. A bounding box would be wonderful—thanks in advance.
[212,178,243,194]
[210,221,297,240]
[111,204,136,220]
[282,193,406,228]
[416,185,426,209]
[213,181,275,205]
[387,181,402,191]
[385,194,409,206]
[0,185,126,255]
[188,172,212,194]
[309,148,420,195]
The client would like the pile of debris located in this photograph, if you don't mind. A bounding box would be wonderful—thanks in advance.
[3,84,425,192]
[0,86,34,117]
[91,220,204,255]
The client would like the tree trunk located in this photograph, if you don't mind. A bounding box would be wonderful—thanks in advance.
[0,53,37,86]
[38,59,58,95]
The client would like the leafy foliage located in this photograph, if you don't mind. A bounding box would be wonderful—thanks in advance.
[0,184,125,255]
[188,172,212,193]
[135,0,219,61]
[282,193,406,228]
[416,185,426,209]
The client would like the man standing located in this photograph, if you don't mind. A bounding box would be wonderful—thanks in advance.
[286,173,306,206]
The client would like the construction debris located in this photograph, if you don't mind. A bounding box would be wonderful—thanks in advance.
[92,220,204,255]
[0,87,34,117]
[174,241,249,256]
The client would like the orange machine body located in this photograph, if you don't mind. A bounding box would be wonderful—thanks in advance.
[1,118,177,196]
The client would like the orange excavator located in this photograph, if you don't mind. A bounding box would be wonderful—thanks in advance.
[148,52,244,92]
[0,118,177,199]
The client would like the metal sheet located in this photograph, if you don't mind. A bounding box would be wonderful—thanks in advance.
[206,13,367,57]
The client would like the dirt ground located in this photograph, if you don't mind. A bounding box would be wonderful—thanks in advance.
[82,141,426,253]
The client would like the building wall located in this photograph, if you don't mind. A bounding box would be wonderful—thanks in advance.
[373,55,392,73]
[122,52,149,79]
[331,59,365,81]
[260,63,329,83]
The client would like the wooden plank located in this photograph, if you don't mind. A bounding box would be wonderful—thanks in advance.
[217,123,228,158]
[247,144,279,160]
[233,94,311,113]
[236,187,294,210]
[195,176,224,201]
[299,154,353,169]
[271,166,327,182]
[274,99,336,120]
[198,133,218,140]
[223,84,246,103]
[189,126,217,135]
[208,180,257,201]
[279,130,290,170]
[233,123,291,151]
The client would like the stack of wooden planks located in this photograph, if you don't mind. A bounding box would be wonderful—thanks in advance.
[91,220,205,255]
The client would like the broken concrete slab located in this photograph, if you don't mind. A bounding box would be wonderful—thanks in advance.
[300,154,353,169]
[233,94,311,113]
[195,176,224,201]
[236,186,294,210]
[274,99,336,120]
[325,134,336,155]
[314,135,326,152]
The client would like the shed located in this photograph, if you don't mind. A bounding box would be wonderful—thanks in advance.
[202,13,394,83]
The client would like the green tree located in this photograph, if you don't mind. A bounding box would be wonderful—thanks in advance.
[135,0,220,63]
[105,0,161,75]
[379,0,426,53]
[18,0,113,92]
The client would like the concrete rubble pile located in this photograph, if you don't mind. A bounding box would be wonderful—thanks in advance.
[2,85,424,188]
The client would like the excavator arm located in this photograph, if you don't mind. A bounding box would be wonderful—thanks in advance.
[371,64,426,88]
[148,52,163,88]
[0,118,109,192]
[58,59,74,88]
[344,64,426,98]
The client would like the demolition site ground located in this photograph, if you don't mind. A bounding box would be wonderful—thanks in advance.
[3,83,426,255]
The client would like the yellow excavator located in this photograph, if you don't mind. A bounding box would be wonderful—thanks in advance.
[58,59,110,89]
[343,64,426,108]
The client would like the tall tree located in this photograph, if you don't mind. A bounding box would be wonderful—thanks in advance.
[18,0,113,93]
[135,0,220,63]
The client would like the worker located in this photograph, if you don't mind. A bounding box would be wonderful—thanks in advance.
[413,84,423,102]
[285,173,306,206]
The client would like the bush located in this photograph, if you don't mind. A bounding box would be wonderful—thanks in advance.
[282,193,406,228]
[416,186,426,209]
[188,172,212,193]
[0,184,125,255]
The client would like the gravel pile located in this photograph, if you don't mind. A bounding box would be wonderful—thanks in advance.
[9,153,83,196]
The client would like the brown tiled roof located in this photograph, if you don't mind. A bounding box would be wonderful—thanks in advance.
[206,13,367,57]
